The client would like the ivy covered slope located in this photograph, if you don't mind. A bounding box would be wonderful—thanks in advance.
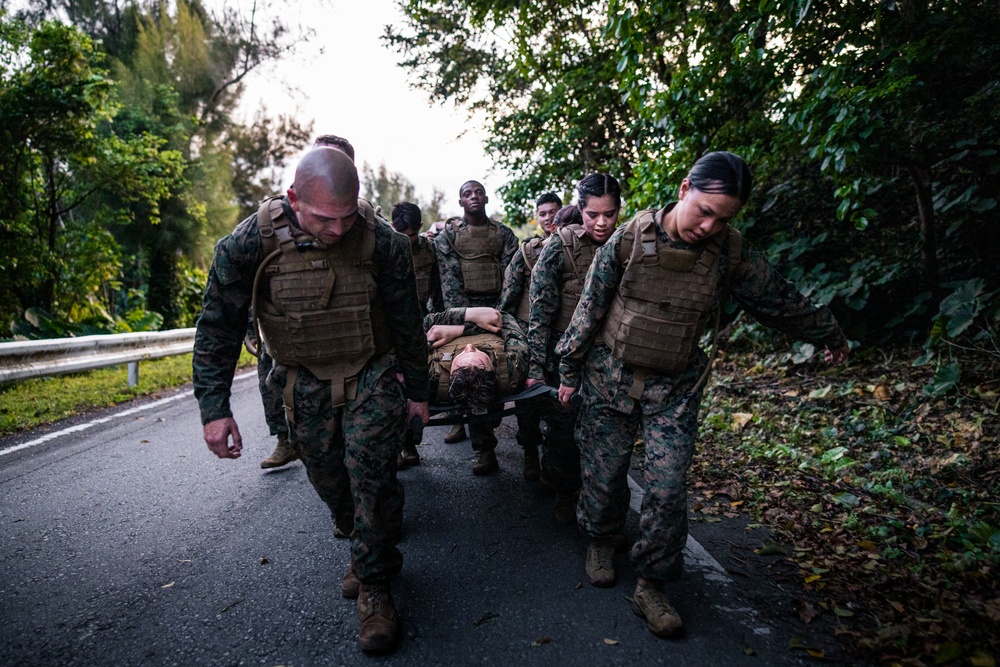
[691,342,998,666]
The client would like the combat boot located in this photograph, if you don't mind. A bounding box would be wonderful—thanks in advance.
[397,442,420,469]
[341,561,360,599]
[522,443,540,481]
[357,583,400,653]
[260,433,298,469]
[472,448,499,476]
[443,423,467,443]
[632,578,683,638]
[553,491,578,525]
[585,540,616,588]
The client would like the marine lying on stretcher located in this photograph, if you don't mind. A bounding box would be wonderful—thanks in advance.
[397,307,560,469]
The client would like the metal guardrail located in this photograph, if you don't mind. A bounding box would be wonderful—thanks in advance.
[0,328,197,386]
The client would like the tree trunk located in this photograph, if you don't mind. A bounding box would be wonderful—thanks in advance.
[906,164,938,289]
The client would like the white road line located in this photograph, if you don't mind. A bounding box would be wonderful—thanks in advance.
[0,370,256,458]
[626,472,732,585]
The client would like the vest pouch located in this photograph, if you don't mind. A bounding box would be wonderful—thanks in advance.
[552,292,580,334]
[460,257,502,295]
[602,291,699,376]
[259,306,375,377]
[269,265,335,311]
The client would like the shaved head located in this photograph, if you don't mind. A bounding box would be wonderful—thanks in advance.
[293,147,359,204]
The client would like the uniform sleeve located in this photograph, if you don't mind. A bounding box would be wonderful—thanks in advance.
[499,224,519,276]
[498,248,526,315]
[433,228,470,309]
[375,226,431,402]
[423,308,468,329]
[501,312,529,389]
[193,217,262,424]
[526,233,566,381]
[428,247,445,314]
[555,227,627,388]
[730,241,848,350]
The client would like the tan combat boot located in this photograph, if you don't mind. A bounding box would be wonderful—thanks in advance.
[553,491,578,525]
[443,423,467,443]
[472,448,499,476]
[341,561,360,599]
[260,433,298,469]
[632,578,683,638]
[585,540,616,588]
[522,443,540,481]
[357,583,400,653]
[397,442,420,469]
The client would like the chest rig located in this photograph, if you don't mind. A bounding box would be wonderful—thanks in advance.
[553,224,599,334]
[599,210,741,386]
[513,236,545,323]
[428,333,515,404]
[252,197,392,412]
[410,235,436,306]
[444,218,504,295]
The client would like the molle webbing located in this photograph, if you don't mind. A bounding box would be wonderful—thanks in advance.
[445,219,504,295]
[429,333,513,404]
[253,196,391,410]
[553,225,597,333]
[514,237,545,323]
[411,239,436,305]
[600,211,724,378]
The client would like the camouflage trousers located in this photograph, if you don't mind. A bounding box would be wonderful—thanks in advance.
[575,371,702,584]
[470,416,501,451]
[256,350,287,436]
[538,370,581,494]
[277,363,405,586]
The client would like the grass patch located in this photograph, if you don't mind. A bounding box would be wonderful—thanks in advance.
[0,350,256,437]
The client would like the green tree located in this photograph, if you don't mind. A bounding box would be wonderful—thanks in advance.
[0,17,186,329]
[361,161,446,230]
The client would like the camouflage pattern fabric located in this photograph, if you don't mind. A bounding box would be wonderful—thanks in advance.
[423,309,529,452]
[411,234,444,315]
[498,249,544,451]
[257,349,287,436]
[526,229,607,493]
[193,198,428,585]
[434,218,519,309]
[556,203,848,584]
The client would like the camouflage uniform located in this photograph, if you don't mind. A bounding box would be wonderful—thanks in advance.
[434,217,519,451]
[556,204,848,585]
[498,238,546,455]
[433,217,519,309]
[193,198,429,586]
[246,313,287,438]
[423,309,529,451]
[410,233,444,315]
[527,228,605,494]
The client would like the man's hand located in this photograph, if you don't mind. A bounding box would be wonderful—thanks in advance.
[407,400,430,425]
[203,417,243,459]
[525,378,545,388]
[557,384,577,408]
[427,324,466,349]
[824,342,850,365]
[464,307,502,333]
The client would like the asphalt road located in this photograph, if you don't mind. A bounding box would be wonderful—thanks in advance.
[0,374,850,666]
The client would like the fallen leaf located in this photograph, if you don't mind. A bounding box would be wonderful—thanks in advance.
[969,651,997,667]
[731,412,754,430]
[833,607,854,617]
[807,648,825,658]
[603,638,619,646]
[177,559,192,563]
[798,600,818,623]
[260,556,270,565]
[531,637,551,647]
[575,582,583,590]
[757,541,786,556]
[857,540,877,552]
[161,582,174,589]
[872,384,891,401]
[140,439,149,444]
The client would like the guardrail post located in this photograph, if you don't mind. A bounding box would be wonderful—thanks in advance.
[128,361,139,387]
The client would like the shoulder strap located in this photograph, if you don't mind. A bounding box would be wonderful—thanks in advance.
[557,227,585,285]
[256,196,293,255]
[617,210,657,265]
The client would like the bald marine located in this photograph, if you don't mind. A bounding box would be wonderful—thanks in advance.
[287,147,361,245]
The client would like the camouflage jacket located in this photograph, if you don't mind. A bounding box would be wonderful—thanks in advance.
[433,217,519,309]
[527,228,603,380]
[411,234,444,315]
[193,198,429,425]
[497,235,545,322]
[422,308,529,399]
[555,204,848,407]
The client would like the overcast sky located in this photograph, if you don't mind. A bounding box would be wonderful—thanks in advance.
[237,0,505,219]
